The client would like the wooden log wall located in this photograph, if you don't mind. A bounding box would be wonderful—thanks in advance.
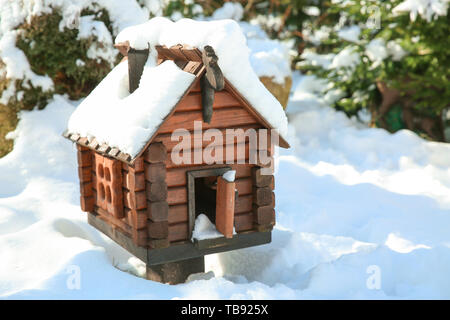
[144,142,170,249]
[150,87,275,244]
[91,155,147,247]
[77,145,94,212]
[251,167,275,232]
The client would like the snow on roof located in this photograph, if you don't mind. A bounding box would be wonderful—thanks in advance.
[67,60,195,157]
[66,17,288,159]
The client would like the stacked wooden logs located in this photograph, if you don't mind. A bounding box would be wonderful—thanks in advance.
[77,145,94,212]
[251,166,275,232]
[144,142,170,249]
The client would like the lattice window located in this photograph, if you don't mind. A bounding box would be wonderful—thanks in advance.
[94,154,123,218]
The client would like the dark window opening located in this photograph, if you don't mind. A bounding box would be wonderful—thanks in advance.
[194,176,218,224]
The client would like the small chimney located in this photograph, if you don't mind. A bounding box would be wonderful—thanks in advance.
[114,42,149,93]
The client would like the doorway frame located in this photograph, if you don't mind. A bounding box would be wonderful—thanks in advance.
[186,166,232,240]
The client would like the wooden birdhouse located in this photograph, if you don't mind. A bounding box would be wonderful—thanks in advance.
[64,35,289,284]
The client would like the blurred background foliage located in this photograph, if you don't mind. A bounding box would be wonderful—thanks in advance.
[0,0,448,157]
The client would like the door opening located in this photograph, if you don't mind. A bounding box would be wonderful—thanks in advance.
[187,167,232,240]
[194,176,217,223]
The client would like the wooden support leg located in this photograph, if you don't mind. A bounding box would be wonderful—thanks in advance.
[146,256,205,284]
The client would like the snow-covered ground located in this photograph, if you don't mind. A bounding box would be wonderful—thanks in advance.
[1,71,450,299]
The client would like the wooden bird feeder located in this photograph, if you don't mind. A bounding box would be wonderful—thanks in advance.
[63,42,289,284]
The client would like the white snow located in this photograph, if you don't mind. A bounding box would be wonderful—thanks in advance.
[365,38,388,68]
[222,170,236,182]
[67,60,195,157]
[393,0,449,22]
[0,31,54,91]
[211,2,244,21]
[191,214,224,241]
[2,37,450,299]
[337,25,361,43]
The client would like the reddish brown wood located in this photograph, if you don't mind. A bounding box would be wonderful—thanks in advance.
[124,190,147,210]
[158,107,259,134]
[167,187,187,205]
[124,208,147,230]
[147,201,169,222]
[148,221,169,239]
[224,79,290,149]
[165,142,252,169]
[253,204,275,225]
[123,171,145,191]
[168,223,189,242]
[252,187,273,206]
[252,167,273,188]
[215,176,235,238]
[165,164,253,188]
[146,181,168,202]
[95,206,131,235]
[77,148,92,167]
[175,91,241,113]
[145,162,166,182]
[236,178,253,196]
[168,204,188,224]
[148,238,170,249]
[155,124,262,154]
[144,142,167,163]
[234,212,254,232]
[80,181,93,197]
[235,194,253,214]
[80,196,94,212]
[78,167,92,182]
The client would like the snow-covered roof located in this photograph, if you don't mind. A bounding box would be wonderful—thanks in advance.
[65,18,289,162]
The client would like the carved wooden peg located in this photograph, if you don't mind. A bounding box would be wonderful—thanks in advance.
[202,45,224,91]
[128,45,150,94]
[201,45,225,123]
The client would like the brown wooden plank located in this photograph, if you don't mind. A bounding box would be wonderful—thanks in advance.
[236,178,253,196]
[146,181,168,202]
[252,187,274,206]
[234,212,254,232]
[148,221,169,239]
[80,196,94,212]
[253,204,275,225]
[168,204,188,224]
[80,181,94,197]
[235,194,253,214]
[154,124,262,153]
[252,167,273,188]
[167,186,187,205]
[95,206,132,235]
[123,171,145,191]
[158,107,259,134]
[224,79,290,149]
[175,91,241,113]
[144,142,167,163]
[124,208,147,230]
[215,177,235,238]
[147,201,169,222]
[168,223,189,242]
[124,189,147,210]
[148,238,170,249]
[165,142,253,169]
[165,163,253,188]
[144,162,166,182]
[179,46,202,62]
[77,149,92,167]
